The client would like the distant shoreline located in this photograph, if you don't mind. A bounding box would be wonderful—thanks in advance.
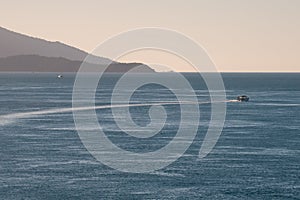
[0,72,299,74]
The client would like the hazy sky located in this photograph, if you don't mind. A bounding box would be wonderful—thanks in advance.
[1,0,299,72]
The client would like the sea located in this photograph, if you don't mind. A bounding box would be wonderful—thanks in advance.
[0,73,299,199]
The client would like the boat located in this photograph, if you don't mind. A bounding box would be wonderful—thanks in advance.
[237,95,249,102]
[57,74,63,78]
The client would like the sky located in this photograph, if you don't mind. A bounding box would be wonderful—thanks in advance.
[1,0,299,72]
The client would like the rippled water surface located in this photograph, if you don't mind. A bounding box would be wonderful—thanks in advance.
[0,73,299,199]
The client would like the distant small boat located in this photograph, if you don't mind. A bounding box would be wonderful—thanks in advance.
[237,95,249,102]
[57,74,63,78]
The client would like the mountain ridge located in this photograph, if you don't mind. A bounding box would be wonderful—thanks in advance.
[0,26,154,72]
[0,54,154,73]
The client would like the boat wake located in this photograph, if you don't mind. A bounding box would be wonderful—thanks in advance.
[0,100,236,126]
[228,99,240,102]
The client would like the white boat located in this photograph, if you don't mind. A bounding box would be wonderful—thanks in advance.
[57,74,63,78]
[237,95,249,102]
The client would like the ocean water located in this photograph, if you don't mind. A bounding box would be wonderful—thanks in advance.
[0,73,299,199]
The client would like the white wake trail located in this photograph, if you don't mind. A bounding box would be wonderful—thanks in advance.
[0,100,234,126]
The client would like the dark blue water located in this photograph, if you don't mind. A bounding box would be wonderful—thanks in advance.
[0,73,299,199]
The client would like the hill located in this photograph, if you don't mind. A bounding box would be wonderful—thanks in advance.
[0,27,154,72]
